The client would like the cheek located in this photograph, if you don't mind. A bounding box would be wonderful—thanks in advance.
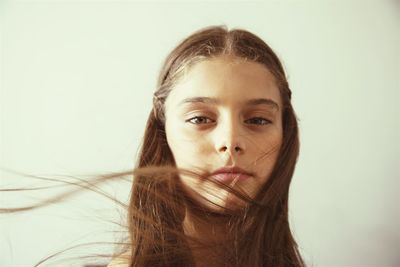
[250,131,282,177]
[166,119,211,167]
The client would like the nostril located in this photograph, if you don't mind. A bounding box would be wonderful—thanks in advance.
[218,145,243,154]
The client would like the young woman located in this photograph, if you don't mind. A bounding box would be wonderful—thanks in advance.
[107,25,305,267]
[2,25,304,267]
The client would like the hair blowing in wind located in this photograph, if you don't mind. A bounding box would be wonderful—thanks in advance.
[1,25,305,267]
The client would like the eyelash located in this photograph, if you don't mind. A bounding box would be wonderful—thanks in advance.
[245,117,272,125]
[185,116,271,126]
[186,116,215,125]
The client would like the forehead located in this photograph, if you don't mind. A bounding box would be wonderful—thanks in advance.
[166,56,281,108]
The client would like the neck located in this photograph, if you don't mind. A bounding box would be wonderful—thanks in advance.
[182,205,233,267]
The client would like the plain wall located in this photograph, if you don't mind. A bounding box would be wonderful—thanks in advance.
[1,1,399,266]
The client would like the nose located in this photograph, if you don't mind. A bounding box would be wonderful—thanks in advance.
[214,117,246,156]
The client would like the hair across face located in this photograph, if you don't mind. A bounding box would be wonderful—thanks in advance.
[145,26,300,215]
[164,55,283,212]
[0,25,304,267]
[130,26,304,267]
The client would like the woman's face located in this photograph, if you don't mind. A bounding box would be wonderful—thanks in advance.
[164,55,283,212]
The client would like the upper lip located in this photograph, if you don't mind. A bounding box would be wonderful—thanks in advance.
[211,166,251,176]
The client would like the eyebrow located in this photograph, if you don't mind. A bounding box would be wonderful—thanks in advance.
[179,97,280,111]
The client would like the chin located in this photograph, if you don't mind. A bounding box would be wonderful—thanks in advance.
[179,176,253,215]
[191,191,250,217]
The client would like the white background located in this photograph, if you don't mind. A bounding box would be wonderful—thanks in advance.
[1,1,399,266]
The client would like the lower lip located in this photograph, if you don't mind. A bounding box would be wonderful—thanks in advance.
[212,173,251,182]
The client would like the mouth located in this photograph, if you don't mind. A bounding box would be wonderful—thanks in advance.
[210,166,252,183]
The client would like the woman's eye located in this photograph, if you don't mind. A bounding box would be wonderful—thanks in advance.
[245,117,271,125]
[186,116,214,125]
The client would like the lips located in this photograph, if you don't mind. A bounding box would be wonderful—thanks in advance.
[210,166,252,182]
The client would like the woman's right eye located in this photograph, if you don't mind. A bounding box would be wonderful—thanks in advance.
[186,116,214,125]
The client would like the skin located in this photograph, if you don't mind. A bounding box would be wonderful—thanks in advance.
[107,56,284,267]
[164,55,283,213]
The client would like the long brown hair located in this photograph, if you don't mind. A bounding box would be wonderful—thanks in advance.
[128,25,304,267]
[1,25,304,267]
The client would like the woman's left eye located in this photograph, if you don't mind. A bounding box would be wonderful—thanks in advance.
[245,117,271,125]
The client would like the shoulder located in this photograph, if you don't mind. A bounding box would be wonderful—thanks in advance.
[107,253,130,267]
